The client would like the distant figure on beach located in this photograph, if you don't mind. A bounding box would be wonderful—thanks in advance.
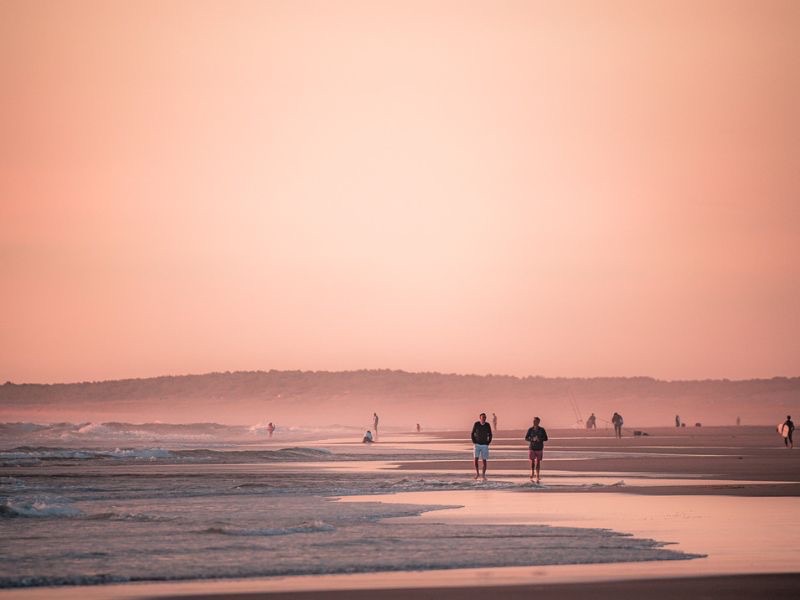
[586,413,597,429]
[781,416,794,449]
[492,412,498,432]
[373,412,379,437]
[267,422,275,438]
[675,415,681,428]
[612,412,624,438]
[471,412,493,480]
[416,423,421,433]
[362,430,374,443]
[525,417,549,483]
[737,416,741,426]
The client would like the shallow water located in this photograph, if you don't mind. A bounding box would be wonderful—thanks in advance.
[0,422,704,588]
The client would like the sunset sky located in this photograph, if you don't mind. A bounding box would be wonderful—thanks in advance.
[2,0,798,383]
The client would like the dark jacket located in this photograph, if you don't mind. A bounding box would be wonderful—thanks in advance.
[471,421,492,445]
[525,426,548,450]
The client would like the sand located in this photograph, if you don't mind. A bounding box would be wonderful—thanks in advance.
[142,574,800,600]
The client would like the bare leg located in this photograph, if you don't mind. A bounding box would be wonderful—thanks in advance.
[474,457,480,479]
[481,459,487,479]
[535,462,541,483]
[530,461,535,480]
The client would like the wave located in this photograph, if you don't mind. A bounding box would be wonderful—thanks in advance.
[0,446,174,465]
[0,495,83,518]
[0,445,335,466]
[88,512,175,522]
[0,421,366,446]
[199,520,335,537]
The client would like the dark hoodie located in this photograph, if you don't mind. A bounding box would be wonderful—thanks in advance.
[471,421,492,445]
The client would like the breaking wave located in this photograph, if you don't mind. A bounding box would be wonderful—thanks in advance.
[199,520,335,537]
[0,495,83,518]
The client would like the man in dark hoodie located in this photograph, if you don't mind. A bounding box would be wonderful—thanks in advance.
[471,412,493,480]
[525,416,549,483]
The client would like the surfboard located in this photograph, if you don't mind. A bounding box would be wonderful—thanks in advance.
[777,423,789,438]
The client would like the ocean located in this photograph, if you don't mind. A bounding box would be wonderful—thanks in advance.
[0,422,701,588]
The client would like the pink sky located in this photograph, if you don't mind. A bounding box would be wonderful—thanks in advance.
[1,0,798,383]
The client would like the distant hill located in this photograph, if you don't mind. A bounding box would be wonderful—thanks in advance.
[1,370,798,429]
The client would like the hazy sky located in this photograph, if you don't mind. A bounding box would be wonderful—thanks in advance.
[2,0,798,383]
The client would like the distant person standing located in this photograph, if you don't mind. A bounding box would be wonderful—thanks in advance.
[781,416,794,449]
[492,412,498,432]
[471,413,493,480]
[675,415,681,428]
[586,413,597,429]
[736,416,741,426]
[267,422,275,438]
[525,417,549,483]
[416,423,421,433]
[612,412,624,438]
[373,412,379,437]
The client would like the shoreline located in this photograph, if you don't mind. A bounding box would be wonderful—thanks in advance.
[2,426,798,599]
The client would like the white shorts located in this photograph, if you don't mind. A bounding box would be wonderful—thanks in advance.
[473,444,489,460]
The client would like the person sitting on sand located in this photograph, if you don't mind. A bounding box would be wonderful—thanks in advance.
[525,416,549,483]
[471,412,492,479]
[362,430,374,443]
[782,416,794,449]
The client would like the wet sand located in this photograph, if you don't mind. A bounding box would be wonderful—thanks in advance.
[145,574,800,600]
[394,426,800,496]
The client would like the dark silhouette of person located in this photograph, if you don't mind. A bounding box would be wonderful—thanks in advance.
[782,416,794,449]
[525,417,549,483]
[612,412,623,438]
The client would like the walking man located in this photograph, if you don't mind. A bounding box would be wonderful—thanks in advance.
[492,412,498,432]
[612,412,624,439]
[525,417,549,483]
[471,412,492,480]
[782,415,795,449]
[373,412,379,437]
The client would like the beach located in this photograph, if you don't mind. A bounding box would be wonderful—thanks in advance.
[1,424,798,599]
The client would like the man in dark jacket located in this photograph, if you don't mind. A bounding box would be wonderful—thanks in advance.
[525,417,549,483]
[783,416,795,449]
[471,412,492,479]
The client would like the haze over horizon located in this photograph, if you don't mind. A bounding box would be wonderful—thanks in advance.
[4,367,800,387]
[2,1,799,385]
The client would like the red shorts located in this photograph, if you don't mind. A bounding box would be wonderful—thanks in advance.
[529,449,543,463]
